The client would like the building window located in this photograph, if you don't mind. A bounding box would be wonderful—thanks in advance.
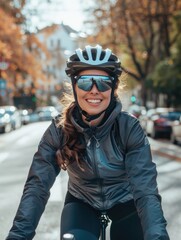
[50,39,54,47]
[57,39,61,48]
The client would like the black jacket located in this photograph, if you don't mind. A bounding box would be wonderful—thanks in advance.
[6,100,169,239]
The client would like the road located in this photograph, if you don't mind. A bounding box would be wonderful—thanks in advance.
[0,122,181,240]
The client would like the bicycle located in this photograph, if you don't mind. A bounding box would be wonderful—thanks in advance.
[62,211,110,240]
[99,211,110,240]
[62,233,75,240]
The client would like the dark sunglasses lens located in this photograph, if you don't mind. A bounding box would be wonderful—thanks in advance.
[96,79,112,92]
[77,78,92,91]
[76,76,113,92]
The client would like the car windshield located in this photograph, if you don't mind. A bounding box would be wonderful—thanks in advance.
[160,112,181,121]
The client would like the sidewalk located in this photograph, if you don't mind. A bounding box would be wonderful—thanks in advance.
[149,138,181,162]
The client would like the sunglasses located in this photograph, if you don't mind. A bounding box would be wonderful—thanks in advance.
[75,75,114,92]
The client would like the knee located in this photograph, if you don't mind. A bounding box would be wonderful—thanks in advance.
[62,229,98,240]
[61,202,100,239]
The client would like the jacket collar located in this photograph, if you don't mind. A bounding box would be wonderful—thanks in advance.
[70,100,122,138]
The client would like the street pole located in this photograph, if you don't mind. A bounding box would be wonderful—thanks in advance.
[0,59,9,105]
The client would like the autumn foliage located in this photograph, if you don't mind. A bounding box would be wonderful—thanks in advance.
[86,0,181,106]
[0,1,49,99]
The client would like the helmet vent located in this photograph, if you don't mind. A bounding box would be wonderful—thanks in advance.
[100,51,106,60]
[65,44,122,77]
[75,45,112,65]
[83,51,89,60]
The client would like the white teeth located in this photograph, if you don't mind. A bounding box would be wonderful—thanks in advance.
[87,99,101,103]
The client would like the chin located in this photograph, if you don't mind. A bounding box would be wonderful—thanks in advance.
[86,110,104,115]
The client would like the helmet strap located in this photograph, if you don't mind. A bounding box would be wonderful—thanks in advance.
[81,109,106,122]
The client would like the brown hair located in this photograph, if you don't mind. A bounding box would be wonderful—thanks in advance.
[56,100,86,171]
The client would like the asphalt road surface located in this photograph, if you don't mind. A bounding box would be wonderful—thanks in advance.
[0,121,181,240]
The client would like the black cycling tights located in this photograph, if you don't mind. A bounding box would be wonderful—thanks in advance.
[60,202,144,240]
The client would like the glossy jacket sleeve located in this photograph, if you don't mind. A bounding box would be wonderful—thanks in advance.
[6,120,61,240]
[124,117,170,240]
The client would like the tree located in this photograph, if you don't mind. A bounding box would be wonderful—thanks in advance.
[0,0,51,105]
[149,12,181,107]
[85,0,181,106]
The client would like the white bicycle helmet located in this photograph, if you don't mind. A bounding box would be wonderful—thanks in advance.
[65,45,122,78]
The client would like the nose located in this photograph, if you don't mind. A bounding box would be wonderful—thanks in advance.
[90,83,99,93]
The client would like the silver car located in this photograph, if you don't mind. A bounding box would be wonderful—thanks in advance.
[171,116,181,145]
[1,105,22,130]
[35,106,59,121]
[0,108,12,133]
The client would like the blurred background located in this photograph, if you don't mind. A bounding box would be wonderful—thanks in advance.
[0,0,181,239]
[1,0,181,112]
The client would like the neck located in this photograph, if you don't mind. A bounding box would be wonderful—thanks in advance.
[82,112,105,126]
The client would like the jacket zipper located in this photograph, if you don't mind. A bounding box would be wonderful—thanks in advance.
[88,134,105,209]
[87,135,100,148]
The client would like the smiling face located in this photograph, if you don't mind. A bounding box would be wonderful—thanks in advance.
[74,69,112,125]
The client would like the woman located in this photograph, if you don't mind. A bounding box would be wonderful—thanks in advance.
[6,45,170,240]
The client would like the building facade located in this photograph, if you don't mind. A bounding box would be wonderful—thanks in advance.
[35,23,87,106]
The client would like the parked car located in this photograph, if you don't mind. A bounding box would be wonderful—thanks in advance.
[139,108,181,139]
[127,104,146,118]
[35,106,59,121]
[19,109,31,125]
[1,105,22,130]
[0,108,12,133]
[26,109,40,123]
[139,108,169,131]
[170,116,181,145]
